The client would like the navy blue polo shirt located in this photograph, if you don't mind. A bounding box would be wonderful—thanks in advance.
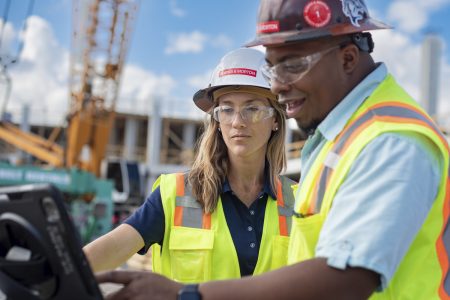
[124,174,276,277]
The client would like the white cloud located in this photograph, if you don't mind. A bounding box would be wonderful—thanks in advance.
[372,30,421,99]
[381,0,450,128]
[169,0,186,17]
[5,16,178,125]
[210,34,233,49]
[371,29,450,126]
[118,64,176,114]
[187,69,213,90]
[8,16,69,125]
[165,31,208,54]
[0,19,17,58]
[165,31,234,55]
[387,0,450,33]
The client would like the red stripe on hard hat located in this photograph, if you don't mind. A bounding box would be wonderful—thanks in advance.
[257,21,280,33]
[218,68,257,77]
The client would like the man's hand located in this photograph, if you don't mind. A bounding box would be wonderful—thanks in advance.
[96,270,183,300]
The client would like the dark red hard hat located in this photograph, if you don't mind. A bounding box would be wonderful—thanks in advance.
[246,0,391,47]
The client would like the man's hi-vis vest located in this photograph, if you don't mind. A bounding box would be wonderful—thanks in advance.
[288,75,450,299]
[151,173,296,283]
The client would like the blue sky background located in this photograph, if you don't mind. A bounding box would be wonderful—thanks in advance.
[1,0,450,126]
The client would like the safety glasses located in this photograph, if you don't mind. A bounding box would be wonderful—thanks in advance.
[213,105,275,124]
[261,45,340,85]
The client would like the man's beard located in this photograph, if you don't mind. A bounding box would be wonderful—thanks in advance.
[296,119,320,137]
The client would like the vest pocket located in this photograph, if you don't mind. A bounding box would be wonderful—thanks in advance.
[271,235,290,270]
[288,214,325,264]
[169,226,214,283]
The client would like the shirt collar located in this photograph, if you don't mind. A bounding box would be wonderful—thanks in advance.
[222,164,276,200]
[317,63,388,141]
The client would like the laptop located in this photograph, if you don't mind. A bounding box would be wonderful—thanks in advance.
[0,184,104,300]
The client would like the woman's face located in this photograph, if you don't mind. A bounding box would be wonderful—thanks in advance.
[216,92,278,160]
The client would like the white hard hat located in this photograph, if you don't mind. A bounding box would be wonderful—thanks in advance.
[193,48,276,112]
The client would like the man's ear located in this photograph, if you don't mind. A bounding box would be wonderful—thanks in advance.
[340,44,360,74]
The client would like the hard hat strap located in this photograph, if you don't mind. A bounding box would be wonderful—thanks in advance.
[351,32,374,53]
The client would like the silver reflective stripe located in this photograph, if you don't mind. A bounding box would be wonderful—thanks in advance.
[280,176,296,235]
[334,106,443,154]
[182,206,203,228]
[314,105,444,214]
[278,206,295,217]
[324,152,340,169]
[314,166,332,214]
[175,196,202,209]
[175,173,205,229]
[184,176,193,196]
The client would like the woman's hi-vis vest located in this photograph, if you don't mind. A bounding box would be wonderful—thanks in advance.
[288,75,450,299]
[151,173,296,283]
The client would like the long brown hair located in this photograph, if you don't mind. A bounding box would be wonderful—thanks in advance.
[188,96,287,213]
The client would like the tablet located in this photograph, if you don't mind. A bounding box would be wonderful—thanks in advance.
[0,184,103,300]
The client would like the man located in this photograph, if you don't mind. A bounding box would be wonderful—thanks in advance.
[97,0,450,299]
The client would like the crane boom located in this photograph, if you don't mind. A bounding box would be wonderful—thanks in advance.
[0,0,138,177]
[66,0,138,176]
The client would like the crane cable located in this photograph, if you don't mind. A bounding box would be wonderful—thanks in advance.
[0,0,35,120]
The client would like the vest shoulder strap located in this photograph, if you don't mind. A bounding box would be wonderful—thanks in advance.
[309,101,448,215]
[173,173,211,229]
[277,176,296,236]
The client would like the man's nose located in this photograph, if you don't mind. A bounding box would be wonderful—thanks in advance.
[270,78,290,97]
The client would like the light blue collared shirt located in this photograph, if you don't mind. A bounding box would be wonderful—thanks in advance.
[299,63,442,290]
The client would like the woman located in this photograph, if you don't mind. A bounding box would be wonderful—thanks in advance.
[84,48,296,283]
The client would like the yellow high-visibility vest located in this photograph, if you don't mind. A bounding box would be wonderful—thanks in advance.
[288,75,450,299]
[152,172,296,283]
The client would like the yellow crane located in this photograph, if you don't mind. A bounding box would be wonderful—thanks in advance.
[0,0,138,178]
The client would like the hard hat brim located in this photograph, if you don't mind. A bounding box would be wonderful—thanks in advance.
[193,85,277,113]
[193,88,214,113]
[245,17,392,47]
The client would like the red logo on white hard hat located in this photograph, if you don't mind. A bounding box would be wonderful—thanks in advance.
[303,1,331,28]
[257,21,280,33]
[219,68,257,77]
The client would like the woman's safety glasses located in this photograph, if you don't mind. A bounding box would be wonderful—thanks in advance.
[213,105,275,124]
[261,46,339,85]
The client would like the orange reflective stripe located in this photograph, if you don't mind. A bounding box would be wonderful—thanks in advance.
[276,178,289,236]
[306,165,327,215]
[307,102,449,215]
[367,101,426,116]
[276,178,284,206]
[339,118,376,155]
[174,173,185,226]
[174,173,211,229]
[341,115,447,155]
[202,213,211,229]
[279,215,288,236]
[175,173,184,196]
[174,206,184,226]
[438,177,450,298]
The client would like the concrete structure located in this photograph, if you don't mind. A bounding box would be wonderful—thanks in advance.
[421,33,443,117]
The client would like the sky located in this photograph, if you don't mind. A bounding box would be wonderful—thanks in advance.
[1,0,450,128]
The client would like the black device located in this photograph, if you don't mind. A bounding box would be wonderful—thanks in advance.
[177,284,202,300]
[0,184,104,300]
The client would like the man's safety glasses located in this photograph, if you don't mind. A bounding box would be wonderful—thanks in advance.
[213,105,275,124]
[261,46,339,85]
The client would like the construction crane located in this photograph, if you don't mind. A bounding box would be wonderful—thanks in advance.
[0,0,140,241]
[0,0,138,178]
[65,0,138,176]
